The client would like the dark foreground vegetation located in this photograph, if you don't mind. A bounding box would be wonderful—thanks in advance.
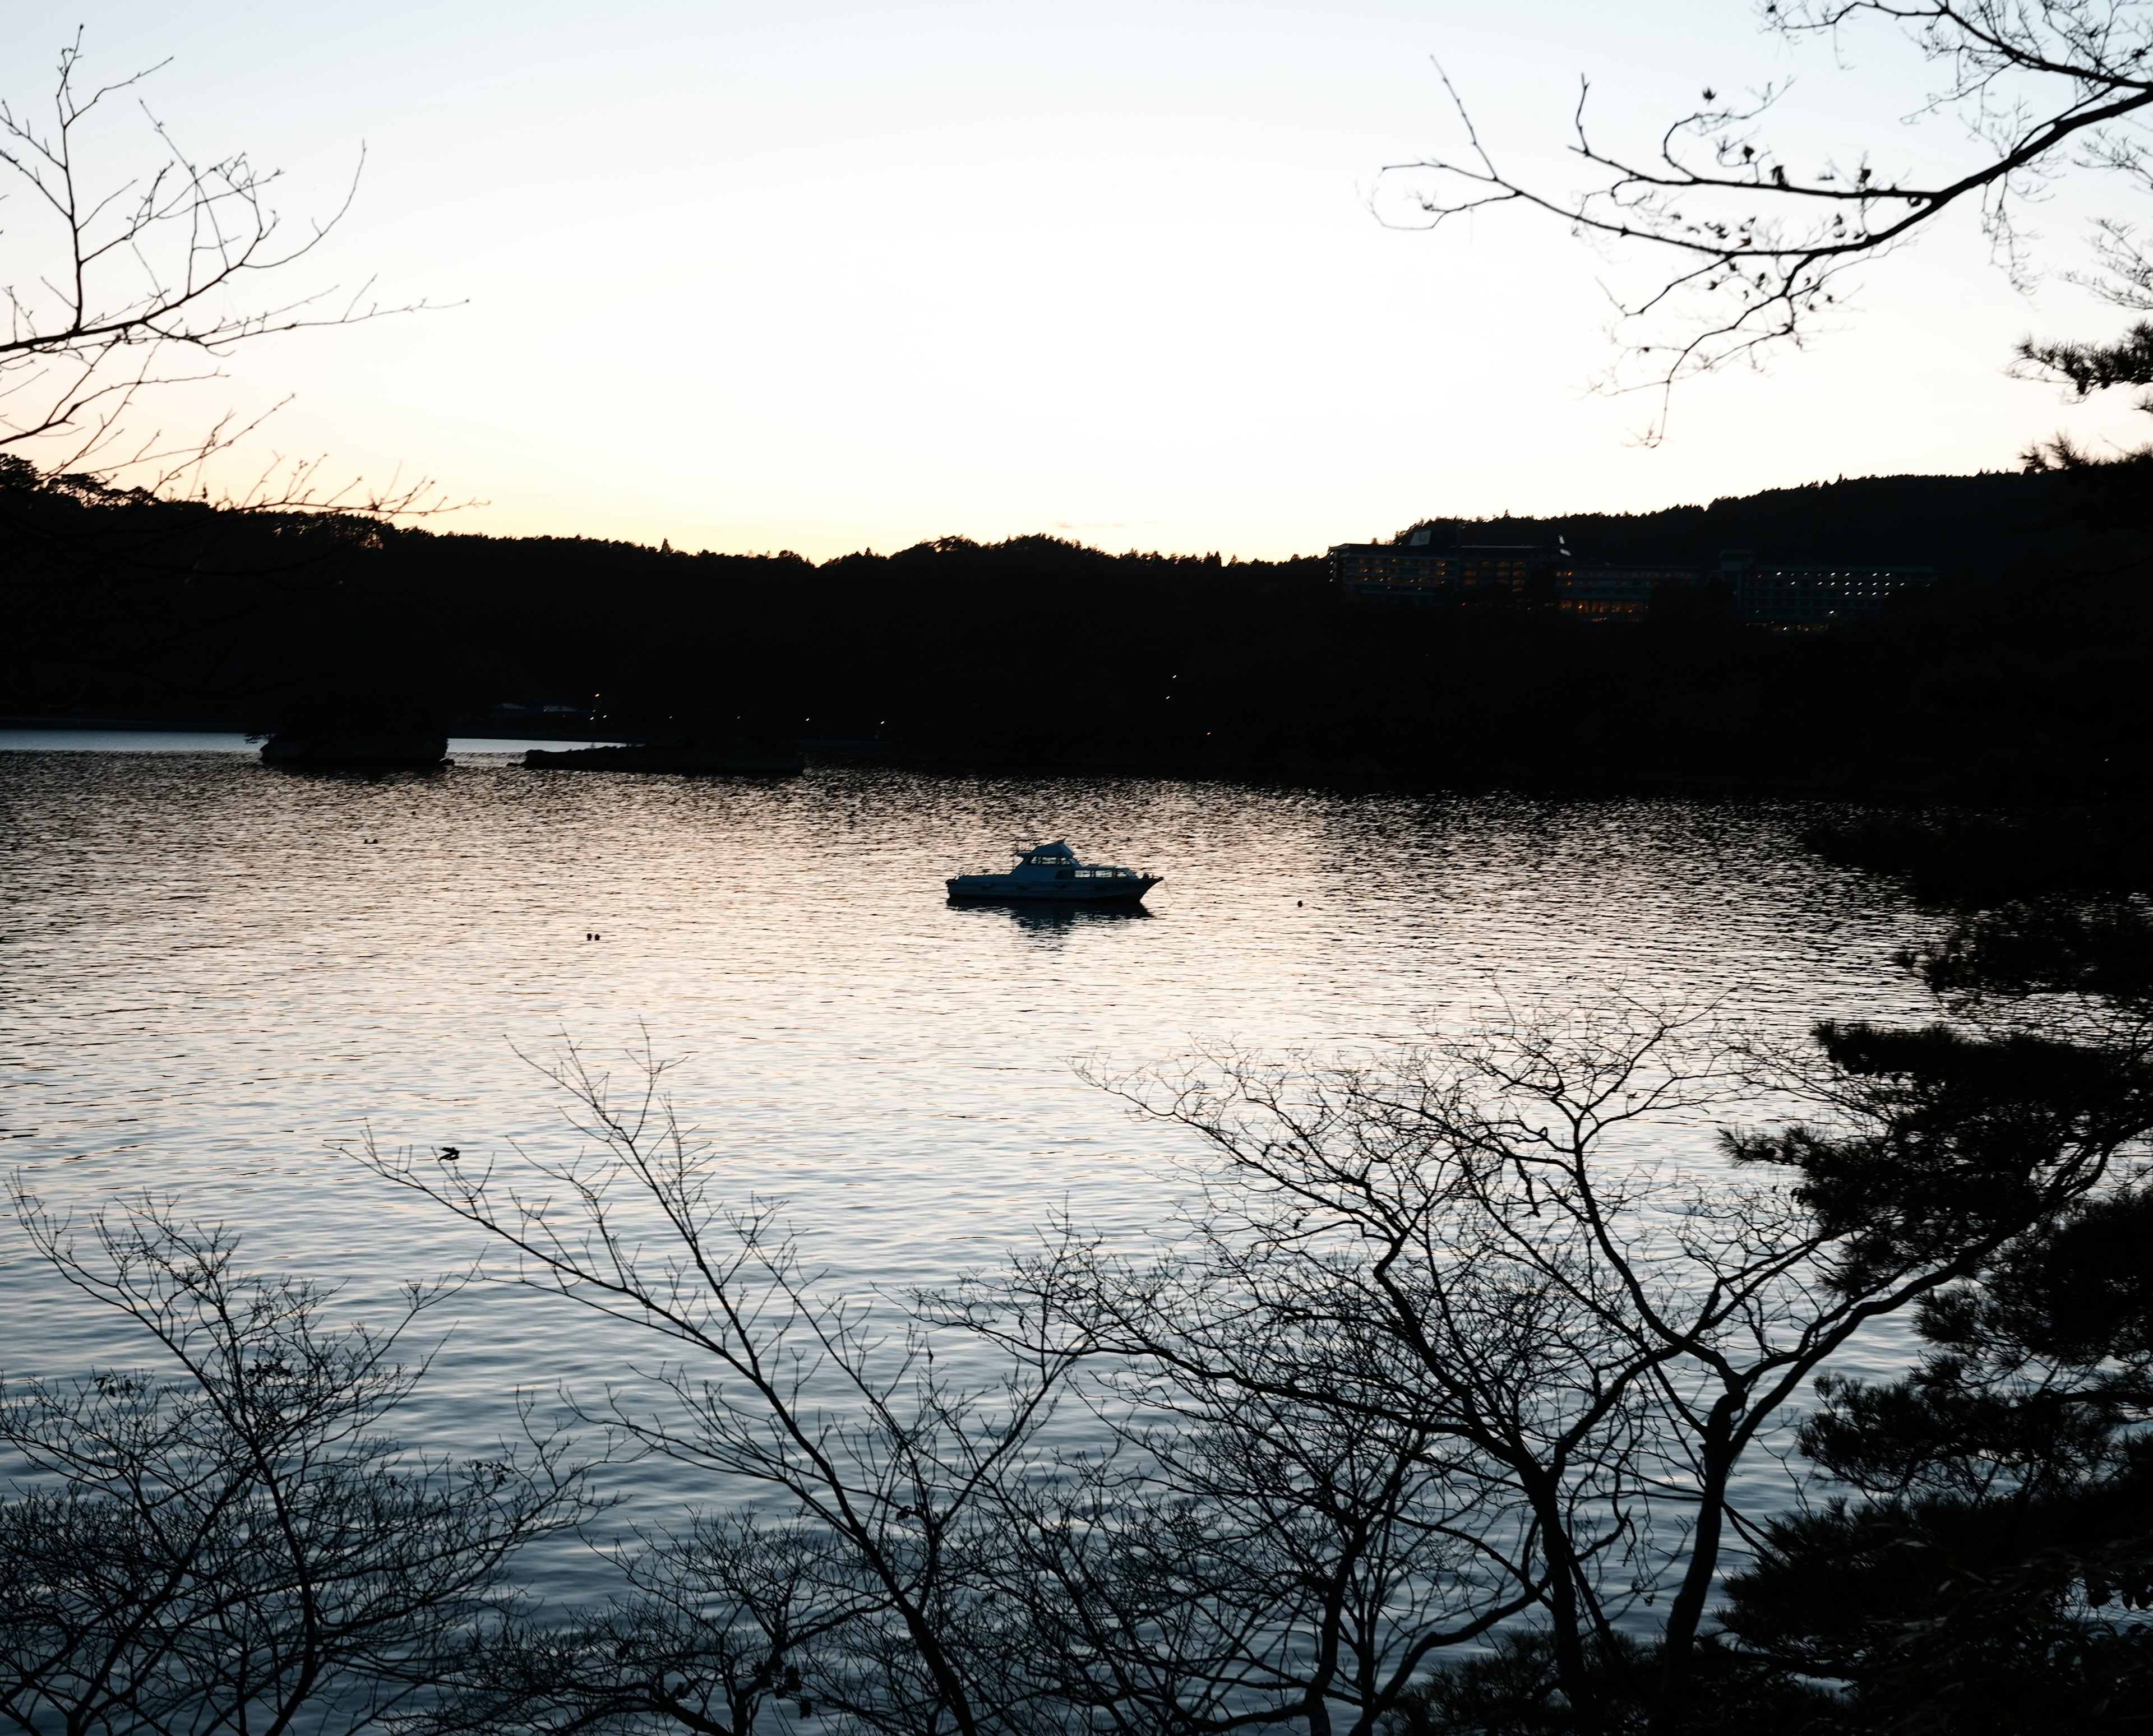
[7,790,2153,1736]
[7,459,2152,797]
[15,7,2153,1725]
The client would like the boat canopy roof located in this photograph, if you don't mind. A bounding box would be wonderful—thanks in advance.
[1017,840,1077,858]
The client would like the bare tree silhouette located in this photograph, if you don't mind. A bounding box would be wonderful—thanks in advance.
[423,1516,862,1736]
[993,1001,2153,1733]
[1387,2,2153,439]
[0,1191,586,1736]
[0,30,449,516]
[358,1040,1088,1736]
[364,1008,2153,1736]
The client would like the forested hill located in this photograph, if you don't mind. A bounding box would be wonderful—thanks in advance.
[4,465,2146,798]
[1416,469,2076,568]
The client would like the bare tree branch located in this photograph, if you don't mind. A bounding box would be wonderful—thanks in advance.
[1384,3,2153,441]
[0,30,460,518]
[0,1189,588,1736]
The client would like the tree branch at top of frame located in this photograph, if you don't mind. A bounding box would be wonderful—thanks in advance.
[1381,1,2153,441]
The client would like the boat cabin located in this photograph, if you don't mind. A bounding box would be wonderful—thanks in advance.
[1011,842,1142,882]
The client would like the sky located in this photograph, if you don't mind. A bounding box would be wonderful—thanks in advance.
[7,0,2153,560]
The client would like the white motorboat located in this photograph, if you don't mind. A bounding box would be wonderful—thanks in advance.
[945,840,1161,904]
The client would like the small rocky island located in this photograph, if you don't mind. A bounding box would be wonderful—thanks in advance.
[260,729,449,769]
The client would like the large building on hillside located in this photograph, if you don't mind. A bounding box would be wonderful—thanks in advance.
[1716,550,1939,625]
[1328,536,1938,626]
[1325,531,1552,600]
[1549,562,1707,618]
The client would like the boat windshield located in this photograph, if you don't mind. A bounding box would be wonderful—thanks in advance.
[1015,851,1135,876]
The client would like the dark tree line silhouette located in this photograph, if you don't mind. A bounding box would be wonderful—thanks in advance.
[7,462,2153,800]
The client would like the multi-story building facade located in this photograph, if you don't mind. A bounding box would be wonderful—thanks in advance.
[1548,563,1705,618]
[1716,549,1937,625]
[1331,536,1938,626]
[1328,532,1560,601]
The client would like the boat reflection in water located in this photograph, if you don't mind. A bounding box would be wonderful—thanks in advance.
[982,898,1158,936]
[945,840,1161,906]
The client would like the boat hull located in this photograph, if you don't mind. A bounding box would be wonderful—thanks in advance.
[946,875,1159,904]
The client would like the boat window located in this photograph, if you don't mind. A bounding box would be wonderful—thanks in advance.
[1056,869,1074,879]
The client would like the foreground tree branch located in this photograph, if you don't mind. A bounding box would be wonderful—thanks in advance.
[348,995,2153,1735]
[358,1039,1087,1736]
[990,999,2153,1733]
[0,1189,586,1736]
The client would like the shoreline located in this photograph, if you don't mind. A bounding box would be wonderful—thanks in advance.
[0,714,1938,802]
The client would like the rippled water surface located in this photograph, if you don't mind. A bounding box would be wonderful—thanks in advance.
[1,741,1937,1583]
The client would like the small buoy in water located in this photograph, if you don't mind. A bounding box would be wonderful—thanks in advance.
[1296,900,1304,906]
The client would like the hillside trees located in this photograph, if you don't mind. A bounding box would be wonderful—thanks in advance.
[0,30,457,729]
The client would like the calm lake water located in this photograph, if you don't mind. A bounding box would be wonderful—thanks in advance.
[1,738,1937,1588]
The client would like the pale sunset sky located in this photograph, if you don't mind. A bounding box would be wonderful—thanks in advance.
[7,1,2150,559]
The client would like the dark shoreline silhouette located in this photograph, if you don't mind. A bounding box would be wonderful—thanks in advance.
[7,466,2148,805]
[523,743,804,775]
